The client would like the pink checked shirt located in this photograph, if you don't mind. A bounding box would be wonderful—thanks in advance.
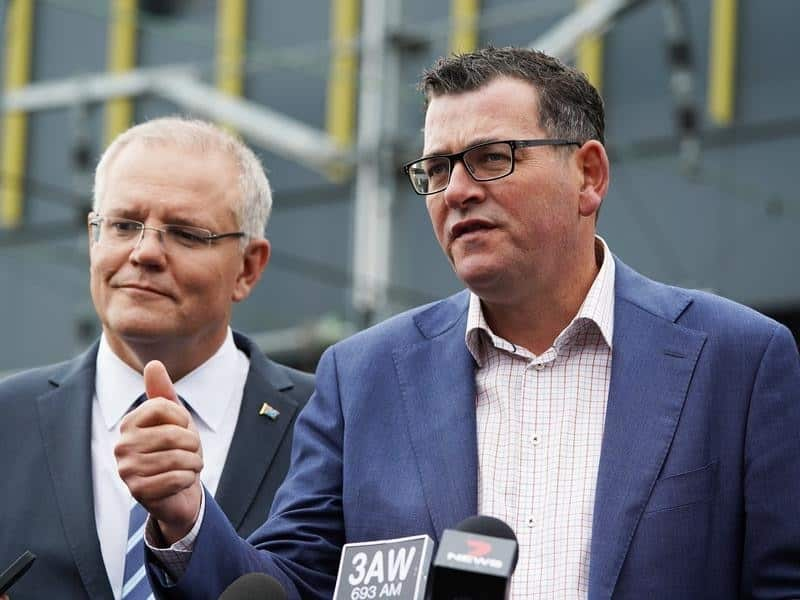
[467,237,615,599]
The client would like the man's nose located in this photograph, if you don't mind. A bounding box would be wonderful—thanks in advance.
[131,226,167,263]
[443,160,484,209]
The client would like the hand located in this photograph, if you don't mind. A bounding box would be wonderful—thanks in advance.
[115,360,204,544]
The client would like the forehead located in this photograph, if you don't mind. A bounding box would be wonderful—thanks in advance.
[102,140,240,221]
[423,77,543,155]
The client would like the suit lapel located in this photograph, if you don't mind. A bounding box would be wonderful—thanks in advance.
[588,261,707,599]
[393,292,477,540]
[214,333,299,532]
[36,345,114,600]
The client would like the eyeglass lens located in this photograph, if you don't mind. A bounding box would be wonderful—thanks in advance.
[409,142,514,194]
[92,217,212,250]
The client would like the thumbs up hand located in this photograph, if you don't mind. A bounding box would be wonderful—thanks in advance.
[144,359,180,403]
[115,360,204,544]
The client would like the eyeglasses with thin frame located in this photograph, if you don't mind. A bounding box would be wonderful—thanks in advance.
[88,214,246,251]
[402,138,581,196]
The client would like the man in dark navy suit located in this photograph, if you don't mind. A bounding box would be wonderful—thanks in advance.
[0,117,313,600]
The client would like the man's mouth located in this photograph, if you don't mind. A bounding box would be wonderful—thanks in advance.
[450,219,495,241]
[117,283,172,298]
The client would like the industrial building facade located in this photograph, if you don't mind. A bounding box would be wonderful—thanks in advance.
[1,0,797,372]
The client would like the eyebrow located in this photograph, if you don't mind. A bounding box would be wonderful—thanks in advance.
[103,209,209,229]
[164,216,208,228]
[421,136,503,159]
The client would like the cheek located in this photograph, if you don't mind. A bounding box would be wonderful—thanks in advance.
[426,199,447,244]
[185,261,235,301]
[89,249,118,286]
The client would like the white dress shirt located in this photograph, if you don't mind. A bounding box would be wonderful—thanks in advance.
[468,236,615,599]
[91,328,248,600]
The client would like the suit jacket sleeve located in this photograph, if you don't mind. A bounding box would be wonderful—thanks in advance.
[148,345,346,600]
[741,324,800,597]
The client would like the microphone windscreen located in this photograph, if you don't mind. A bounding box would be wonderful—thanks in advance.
[454,515,518,572]
[454,515,516,541]
[218,572,287,600]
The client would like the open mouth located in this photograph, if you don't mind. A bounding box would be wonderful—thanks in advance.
[451,219,495,241]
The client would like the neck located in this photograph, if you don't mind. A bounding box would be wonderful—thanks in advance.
[104,329,228,381]
[481,242,601,355]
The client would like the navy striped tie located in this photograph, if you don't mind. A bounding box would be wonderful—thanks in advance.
[121,501,153,600]
[122,393,153,600]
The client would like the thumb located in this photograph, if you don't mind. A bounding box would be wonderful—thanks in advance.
[143,360,179,403]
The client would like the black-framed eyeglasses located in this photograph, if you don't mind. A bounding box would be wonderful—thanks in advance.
[88,214,246,251]
[402,138,581,196]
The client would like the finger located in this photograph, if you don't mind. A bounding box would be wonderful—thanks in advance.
[125,470,200,503]
[117,449,203,480]
[116,422,201,457]
[121,398,192,431]
[144,360,179,403]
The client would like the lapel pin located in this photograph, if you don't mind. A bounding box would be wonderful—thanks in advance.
[259,402,280,420]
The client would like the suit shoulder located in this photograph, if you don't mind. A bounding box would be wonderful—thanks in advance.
[678,287,784,338]
[0,361,68,403]
[616,258,786,343]
[337,293,465,350]
[276,362,315,393]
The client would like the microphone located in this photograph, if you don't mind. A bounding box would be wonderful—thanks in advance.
[429,515,519,599]
[218,573,288,599]
[332,534,435,600]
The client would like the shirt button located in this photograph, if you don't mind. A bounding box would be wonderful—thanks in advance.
[527,517,535,527]
[533,363,545,371]
[532,434,541,446]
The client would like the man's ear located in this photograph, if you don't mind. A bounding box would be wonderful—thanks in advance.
[87,212,98,253]
[575,140,610,218]
[232,238,270,303]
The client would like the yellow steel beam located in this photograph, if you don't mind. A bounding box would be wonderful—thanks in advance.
[326,0,359,149]
[708,0,738,125]
[2,0,35,227]
[105,0,138,145]
[450,0,480,55]
[576,0,604,93]
[216,0,247,98]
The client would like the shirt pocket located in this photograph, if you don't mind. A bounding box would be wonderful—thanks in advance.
[644,460,718,514]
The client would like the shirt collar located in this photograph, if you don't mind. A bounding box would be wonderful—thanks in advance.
[95,328,242,433]
[465,236,615,365]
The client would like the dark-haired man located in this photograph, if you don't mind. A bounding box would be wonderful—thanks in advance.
[121,48,800,599]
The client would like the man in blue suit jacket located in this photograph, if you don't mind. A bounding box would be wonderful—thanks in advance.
[0,117,313,599]
[122,48,800,599]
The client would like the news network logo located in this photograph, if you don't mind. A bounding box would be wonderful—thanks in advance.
[445,538,504,570]
[434,530,516,578]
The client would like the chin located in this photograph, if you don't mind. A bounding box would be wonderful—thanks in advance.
[455,264,506,296]
[113,323,176,343]
[104,309,177,341]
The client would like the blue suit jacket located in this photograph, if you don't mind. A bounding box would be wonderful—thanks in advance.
[0,332,313,600]
[158,259,800,599]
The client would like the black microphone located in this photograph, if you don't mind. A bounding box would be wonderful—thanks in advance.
[218,573,288,600]
[332,534,435,600]
[429,515,519,600]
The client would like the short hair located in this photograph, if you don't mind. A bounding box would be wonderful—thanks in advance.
[93,116,272,244]
[419,46,605,145]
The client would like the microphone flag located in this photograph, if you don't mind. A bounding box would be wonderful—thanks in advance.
[332,534,434,600]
